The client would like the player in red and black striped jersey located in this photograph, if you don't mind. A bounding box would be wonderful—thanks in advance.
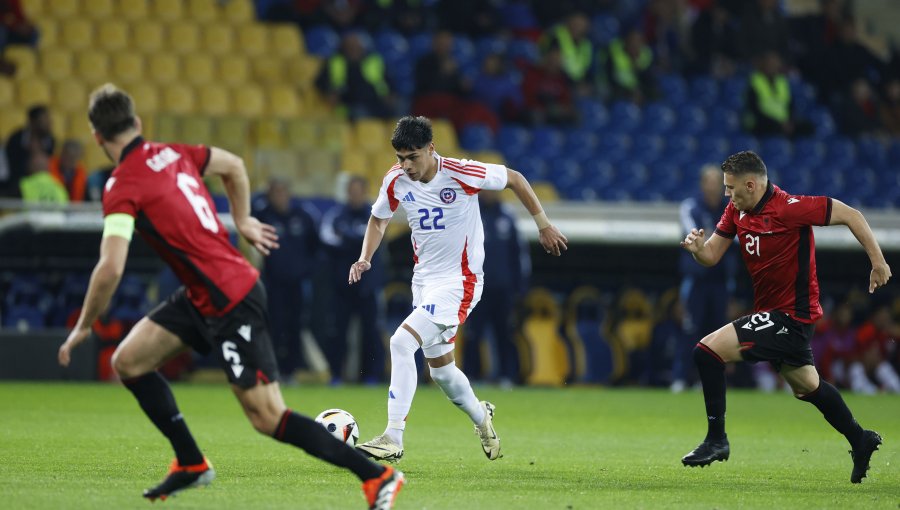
[57,84,403,509]
[679,151,891,483]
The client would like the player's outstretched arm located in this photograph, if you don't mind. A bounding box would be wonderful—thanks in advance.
[205,147,279,255]
[680,228,730,267]
[504,168,568,256]
[59,235,129,367]
[349,215,390,284]
[829,199,892,293]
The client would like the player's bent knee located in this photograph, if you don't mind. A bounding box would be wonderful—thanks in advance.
[389,328,419,357]
[111,348,142,379]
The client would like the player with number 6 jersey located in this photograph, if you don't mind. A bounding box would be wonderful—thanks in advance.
[351,116,568,462]
[57,84,403,510]
[679,151,891,483]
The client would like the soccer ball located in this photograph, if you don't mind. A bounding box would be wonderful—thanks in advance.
[314,409,360,446]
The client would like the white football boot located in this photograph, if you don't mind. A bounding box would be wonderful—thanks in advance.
[357,434,404,462]
[474,401,502,460]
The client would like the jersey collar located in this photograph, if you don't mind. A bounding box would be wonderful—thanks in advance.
[119,136,144,163]
[749,180,775,215]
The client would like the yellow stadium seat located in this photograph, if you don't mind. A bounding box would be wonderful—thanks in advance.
[470,150,505,165]
[140,114,157,140]
[151,0,184,22]
[213,118,248,153]
[46,0,78,18]
[84,143,109,172]
[321,120,352,151]
[155,114,179,141]
[217,56,249,86]
[237,25,268,57]
[0,79,13,107]
[75,51,110,83]
[64,112,92,141]
[167,22,200,55]
[181,54,216,86]
[431,119,459,151]
[5,47,36,79]
[147,54,180,85]
[60,19,93,51]
[161,84,196,115]
[16,79,50,107]
[252,55,283,82]
[223,0,254,24]
[341,151,369,175]
[23,0,46,17]
[52,81,88,113]
[187,0,220,24]
[128,82,159,114]
[198,84,229,115]
[252,119,285,149]
[531,182,560,204]
[0,108,23,139]
[97,20,130,52]
[179,116,213,145]
[201,25,234,56]
[271,24,304,58]
[354,119,387,152]
[39,48,72,81]
[111,53,145,84]
[232,85,264,117]
[84,0,114,19]
[286,55,322,92]
[266,85,300,118]
[132,21,164,53]
[116,0,149,22]
[284,118,318,149]
[35,19,57,47]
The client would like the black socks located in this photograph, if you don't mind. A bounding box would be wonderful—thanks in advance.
[694,343,727,442]
[798,380,865,447]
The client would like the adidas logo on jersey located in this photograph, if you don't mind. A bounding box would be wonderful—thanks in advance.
[422,304,435,315]
[401,192,416,202]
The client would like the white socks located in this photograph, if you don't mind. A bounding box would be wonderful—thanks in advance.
[430,363,486,425]
[385,328,420,446]
[876,361,900,393]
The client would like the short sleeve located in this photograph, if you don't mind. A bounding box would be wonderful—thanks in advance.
[713,202,736,239]
[102,175,138,218]
[171,143,211,175]
[372,169,402,219]
[781,195,833,227]
[443,159,508,193]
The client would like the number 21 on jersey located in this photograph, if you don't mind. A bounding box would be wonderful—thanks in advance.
[744,233,760,256]
[177,173,219,233]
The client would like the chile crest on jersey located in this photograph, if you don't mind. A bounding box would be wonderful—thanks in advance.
[440,187,457,204]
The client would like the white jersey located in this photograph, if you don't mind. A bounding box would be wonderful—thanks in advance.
[372,153,508,287]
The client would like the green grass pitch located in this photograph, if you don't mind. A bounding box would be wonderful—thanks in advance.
[0,382,897,509]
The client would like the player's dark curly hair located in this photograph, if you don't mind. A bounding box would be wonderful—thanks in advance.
[721,151,767,176]
[88,83,137,140]
[391,116,432,151]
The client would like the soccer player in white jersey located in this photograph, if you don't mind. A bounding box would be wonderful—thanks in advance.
[350,116,568,461]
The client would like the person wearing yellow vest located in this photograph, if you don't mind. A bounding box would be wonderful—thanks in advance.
[48,139,88,202]
[541,12,593,85]
[19,151,69,205]
[315,32,395,119]
[602,29,656,105]
[744,51,812,138]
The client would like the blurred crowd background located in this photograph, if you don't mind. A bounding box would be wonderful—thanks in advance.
[0,0,898,394]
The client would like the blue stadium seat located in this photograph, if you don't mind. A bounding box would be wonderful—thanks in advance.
[811,164,846,199]
[459,123,495,152]
[452,36,476,69]
[510,157,548,181]
[49,273,90,327]
[759,137,793,170]
[720,75,748,111]
[578,98,609,130]
[778,165,813,195]
[843,167,877,205]
[528,127,565,160]
[888,139,900,165]
[391,61,415,97]
[728,134,759,154]
[374,30,409,64]
[825,137,857,169]
[507,38,539,65]
[640,103,676,134]
[595,132,631,164]
[563,128,599,162]
[657,74,687,105]
[629,135,664,164]
[790,78,819,117]
[475,36,507,60]
[614,161,649,196]
[706,109,739,135]
[695,136,729,163]
[664,134,697,164]
[304,25,339,58]
[675,104,707,135]
[591,14,620,46]
[497,125,531,160]
[689,76,719,107]
[809,107,837,139]
[856,136,887,169]
[5,275,46,312]
[792,138,825,168]
[3,304,45,330]
[609,101,642,133]
[583,160,617,197]
[551,158,584,199]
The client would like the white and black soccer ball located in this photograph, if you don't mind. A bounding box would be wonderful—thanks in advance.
[314,409,360,446]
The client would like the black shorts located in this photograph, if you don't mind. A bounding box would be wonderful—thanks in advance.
[148,280,279,388]
[733,311,816,371]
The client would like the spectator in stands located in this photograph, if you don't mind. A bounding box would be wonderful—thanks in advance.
[688,1,739,77]
[522,43,578,126]
[463,189,529,386]
[879,78,900,135]
[850,301,900,393]
[0,0,38,76]
[364,0,431,33]
[541,12,593,90]
[601,28,657,105]
[819,18,884,106]
[743,51,813,138]
[472,52,524,123]
[811,298,859,389]
[790,0,851,88]
[48,139,88,202]
[86,165,114,202]
[19,151,68,204]
[737,0,789,60]
[641,0,689,73]
[315,32,396,120]
[320,0,365,30]
[838,78,883,136]
[319,175,386,384]
[254,178,320,383]
[436,0,500,36]
[673,165,736,393]
[2,105,55,198]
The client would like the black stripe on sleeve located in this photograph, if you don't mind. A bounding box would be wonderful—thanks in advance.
[824,197,833,226]
[794,226,811,320]
[198,147,212,176]
[714,228,736,239]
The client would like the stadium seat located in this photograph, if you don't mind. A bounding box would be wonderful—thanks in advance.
[591,13,620,45]
[116,0,149,21]
[83,0,113,19]
[0,109,22,139]
[60,19,93,51]
[35,19,58,47]
[507,38,539,65]
[128,82,159,114]
[266,85,301,118]
[721,74,748,110]
[496,125,531,160]
[629,135,664,164]
[64,112,90,141]
[792,138,825,168]
[565,286,622,383]
[110,52,145,84]
[521,288,570,386]
[151,0,184,21]
[353,119,388,152]
[856,136,887,169]
[197,84,229,115]
[657,73,687,105]
[213,118,248,153]
[287,55,322,92]
[217,56,250,86]
[46,0,78,18]
[826,136,857,169]
[175,116,213,146]
[778,164,813,195]
[271,24,305,58]
[459,123,494,152]
[375,30,409,66]
[808,107,837,139]
[578,98,609,130]
[562,128,598,162]
[0,80,12,108]
[675,104,708,135]
[49,273,89,327]
[182,54,216,86]
[252,55,285,82]
[232,85,265,117]
[73,50,110,84]
[238,25,270,57]
[475,36,507,61]
[596,132,631,164]
[640,103,676,134]
[167,22,200,55]
[3,305,45,331]
[52,81,88,113]
[132,21,164,53]
[147,54,180,85]
[706,108,739,135]
[284,119,318,150]
[759,137,793,169]
[431,119,459,151]
[550,158,585,200]
[4,46,36,78]
[161,84,196,115]
[663,134,697,164]
[97,20,129,52]
[452,36,477,69]
[223,0,255,24]
[614,161,649,197]
[528,127,565,161]
[16,78,50,107]
[187,0,220,24]
[689,75,719,107]
[202,24,235,56]
[341,150,368,174]
[304,25,340,58]
[253,119,285,149]
[608,101,642,133]
[509,157,548,181]
[728,134,759,154]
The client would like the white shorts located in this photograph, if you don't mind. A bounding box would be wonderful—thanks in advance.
[409,278,483,358]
